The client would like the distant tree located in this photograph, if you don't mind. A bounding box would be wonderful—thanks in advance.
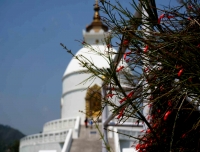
[0,124,24,152]
[10,140,20,152]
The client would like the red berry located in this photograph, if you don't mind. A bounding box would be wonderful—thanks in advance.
[164,111,171,120]
[123,40,129,46]
[144,45,148,53]
[178,68,183,77]
[136,144,140,150]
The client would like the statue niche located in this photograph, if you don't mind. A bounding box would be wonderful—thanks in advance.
[85,84,101,118]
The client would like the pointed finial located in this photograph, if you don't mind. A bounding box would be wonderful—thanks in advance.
[93,0,100,22]
[86,0,108,32]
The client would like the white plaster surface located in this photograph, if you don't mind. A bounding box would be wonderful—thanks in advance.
[20,142,62,152]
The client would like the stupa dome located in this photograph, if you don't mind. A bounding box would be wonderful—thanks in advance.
[63,45,117,77]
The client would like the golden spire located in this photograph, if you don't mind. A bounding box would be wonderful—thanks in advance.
[86,0,108,32]
[93,0,100,22]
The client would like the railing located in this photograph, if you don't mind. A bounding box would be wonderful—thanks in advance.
[43,117,77,133]
[20,117,81,149]
[61,129,73,152]
[113,126,142,152]
[20,130,69,148]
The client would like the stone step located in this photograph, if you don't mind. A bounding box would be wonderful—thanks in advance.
[69,125,115,152]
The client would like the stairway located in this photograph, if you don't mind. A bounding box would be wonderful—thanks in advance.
[69,125,114,152]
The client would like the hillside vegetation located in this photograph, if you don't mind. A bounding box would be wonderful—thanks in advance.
[0,124,25,152]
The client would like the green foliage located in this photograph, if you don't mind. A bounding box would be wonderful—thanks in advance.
[0,124,25,152]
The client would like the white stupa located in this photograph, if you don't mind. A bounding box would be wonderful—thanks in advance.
[61,1,112,123]
[19,2,142,152]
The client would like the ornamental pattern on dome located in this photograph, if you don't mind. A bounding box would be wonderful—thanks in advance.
[86,0,108,32]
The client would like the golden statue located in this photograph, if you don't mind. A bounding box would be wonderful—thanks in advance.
[85,84,101,118]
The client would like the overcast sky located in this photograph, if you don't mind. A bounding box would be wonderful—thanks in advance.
[0,0,178,135]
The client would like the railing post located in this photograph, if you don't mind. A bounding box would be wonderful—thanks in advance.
[114,128,120,152]
[102,81,108,152]
[73,116,80,138]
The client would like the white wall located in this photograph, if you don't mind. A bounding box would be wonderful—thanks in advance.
[39,150,57,152]
[20,142,63,152]
[120,140,133,152]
